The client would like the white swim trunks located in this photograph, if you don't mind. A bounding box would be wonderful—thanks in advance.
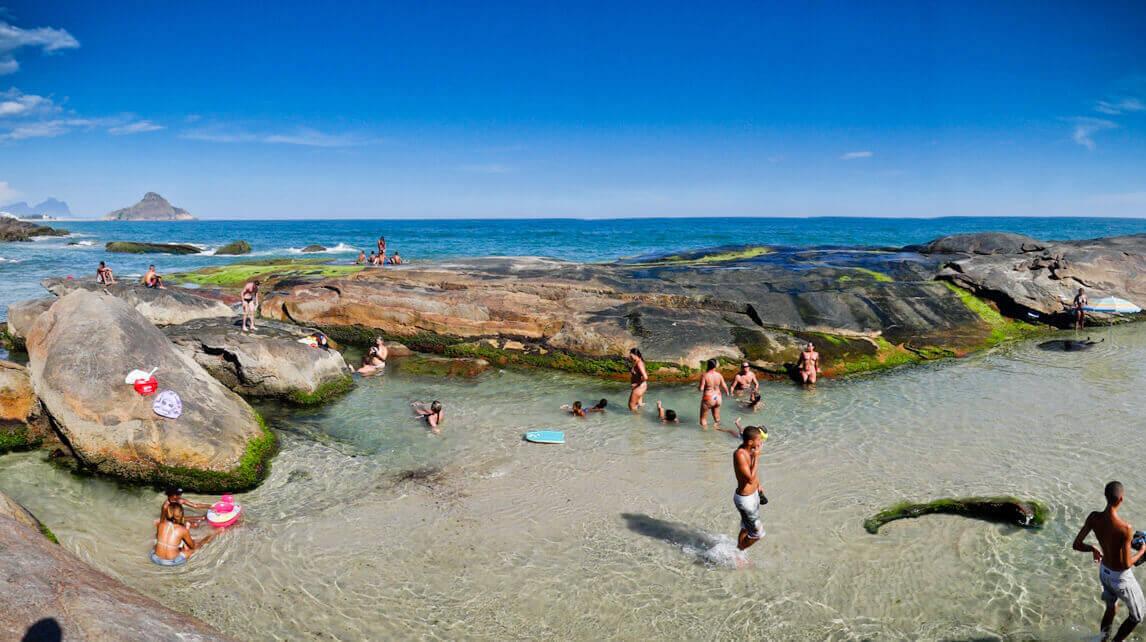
[1100,564,1146,623]
[733,491,764,540]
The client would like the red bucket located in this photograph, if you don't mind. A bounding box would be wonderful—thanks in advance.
[133,376,158,396]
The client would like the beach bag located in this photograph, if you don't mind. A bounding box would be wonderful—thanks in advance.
[152,390,182,419]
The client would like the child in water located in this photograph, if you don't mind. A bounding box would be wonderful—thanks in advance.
[656,400,678,424]
[413,400,444,433]
[565,401,587,417]
[740,391,763,411]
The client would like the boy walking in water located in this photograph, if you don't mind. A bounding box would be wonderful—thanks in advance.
[1074,481,1146,641]
[733,425,766,551]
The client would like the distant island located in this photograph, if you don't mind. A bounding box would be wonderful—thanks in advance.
[0,198,71,219]
[104,192,196,221]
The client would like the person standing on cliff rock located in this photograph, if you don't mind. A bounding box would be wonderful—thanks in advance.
[627,348,648,411]
[1073,481,1146,642]
[240,279,260,332]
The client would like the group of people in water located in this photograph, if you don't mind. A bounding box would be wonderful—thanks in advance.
[356,236,404,266]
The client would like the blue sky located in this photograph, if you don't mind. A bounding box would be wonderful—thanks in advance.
[0,1,1144,219]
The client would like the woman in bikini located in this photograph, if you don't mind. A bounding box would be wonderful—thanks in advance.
[152,503,214,567]
[413,400,444,434]
[240,279,260,331]
[698,358,729,430]
[627,348,648,412]
[797,342,821,386]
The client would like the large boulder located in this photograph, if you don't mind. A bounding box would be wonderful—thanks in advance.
[913,232,1045,255]
[26,290,274,491]
[5,296,54,346]
[0,360,48,451]
[106,241,201,254]
[213,239,251,255]
[165,318,352,405]
[0,493,230,641]
[0,217,67,242]
[43,278,233,326]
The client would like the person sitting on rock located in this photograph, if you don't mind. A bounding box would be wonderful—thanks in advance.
[356,338,387,375]
[656,400,678,424]
[152,503,215,567]
[413,400,444,434]
[356,250,366,265]
[143,264,165,289]
[96,261,116,285]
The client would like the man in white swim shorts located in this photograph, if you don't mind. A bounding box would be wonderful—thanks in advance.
[1074,481,1146,641]
[733,425,766,551]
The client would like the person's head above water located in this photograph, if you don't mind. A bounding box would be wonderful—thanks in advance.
[706,359,718,371]
[593,399,607,409]
[1106,480,1125,508]
[165,486,182,501]
[430,400,442,413]
[573,400,583,410]
[665,409,677,422]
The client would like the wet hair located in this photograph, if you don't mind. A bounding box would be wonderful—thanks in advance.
[430,400,442,413]
[1106,481,1125,505]
[665,409,677,422]
[594,399,608,409]
[166,502,185,525]
[99,261,106,267]
[629,348,643,359]
[165,486,183,497]
[573,401,583,410]
[749,392,762,404]
[742,425,767,443]
[706,359,718,371]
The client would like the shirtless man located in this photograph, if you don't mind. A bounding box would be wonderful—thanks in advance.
[730,362,759,396]
[733,425,766,551]
[240,279,260,331]
[143,264,164,289]
[627,348,648,412]
[699,359,729,430]
[797,343,821,386]
[1074,481,1146,641]
[96,261,116,285]
[1075,288,1089,331]
[390,252,403,265]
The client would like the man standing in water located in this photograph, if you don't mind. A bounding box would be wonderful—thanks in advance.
[733,425,765,551]
[1073,481,1146,641]
[1074,287,1089,331]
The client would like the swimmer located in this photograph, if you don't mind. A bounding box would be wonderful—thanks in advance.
[797,343,821,386]
[1074,287,1089,331]
[733,425,766,552]
[740,391,764,412]
[152,503,215,567]
[699,359,728,430]
[240,279,260,332]
[1073,481,1146,641]
[143,264,165,289]
[627,348,648,412]
[656,400,678,424]
[160,487,210,528]
[96,261,116,285]
[730,362,759,396]
[588,399,608,413]
[413,400,444,434]
[563,401,587,417]
[356,250,366,265]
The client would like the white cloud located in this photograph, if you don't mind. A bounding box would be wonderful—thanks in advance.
[182,125,375,147]
[0,19,79,75]
[0,88,58,118]
[0,117,114,141]
[0,180,20,203]
[108,120,164,135]
[840,150,873,160]
[1069,117,1117,149]
[459,163,513,174]
[1096,98,1146,116]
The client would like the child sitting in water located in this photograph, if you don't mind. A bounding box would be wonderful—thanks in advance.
[740,391,763,411]
[565,401,587,417]
[413,400,444,433]
[656,400,678,424]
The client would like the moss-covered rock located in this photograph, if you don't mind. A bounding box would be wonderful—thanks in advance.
[169,260,365,289]
[395,356,491,378]
[213,239,252,255]
[105,241,201,255]
[864,496,1048,534]
[288,373,355,405]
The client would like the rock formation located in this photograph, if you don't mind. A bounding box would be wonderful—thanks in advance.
[214,240,252,255]
[863,496,1048,534]
[43,279,233,326]
[5,296,54,348]
[104,192,196,221]
[0,217,67,241]
[26,290,273,491]
[0,360,48,451]
[106,241,202,254]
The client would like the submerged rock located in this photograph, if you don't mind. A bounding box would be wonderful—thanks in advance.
[301,244,327,253]
[165,318,353,405]
[26,290,274,491]
[43,279,232,326]
[1038,338,1103,352]
[106,241,202,254]
[863,496,1048,534]
[214,239,252,255]
[0,492,230,641]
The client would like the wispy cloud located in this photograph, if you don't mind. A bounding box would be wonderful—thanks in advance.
[0,19,79,75]
[181,125,375,147]
[0,180,20,203]
[840,150,873,160]
[1068,117,1117,150]
[108,120,164,135]
[0,88,58,118]
[1096,98,1146,116]
[459,163,514,174]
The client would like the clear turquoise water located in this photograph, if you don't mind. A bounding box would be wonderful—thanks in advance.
[3,216,1146,319]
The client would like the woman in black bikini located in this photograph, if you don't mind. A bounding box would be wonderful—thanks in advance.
[241,279,260,331]
[627,348,648,412]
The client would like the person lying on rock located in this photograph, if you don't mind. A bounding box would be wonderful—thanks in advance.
[656,400,678,424]
[413,400,444,434]
[152,503,215,567]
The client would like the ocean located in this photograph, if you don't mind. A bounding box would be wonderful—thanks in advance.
[3,216,1146,319]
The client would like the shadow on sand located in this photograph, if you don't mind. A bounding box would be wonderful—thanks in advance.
[621,512,717,550]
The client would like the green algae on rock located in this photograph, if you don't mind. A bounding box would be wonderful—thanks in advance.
[863,496,1048,534]
[105,241,202,254]
[214,239,252,255]
[170,259,365,288]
